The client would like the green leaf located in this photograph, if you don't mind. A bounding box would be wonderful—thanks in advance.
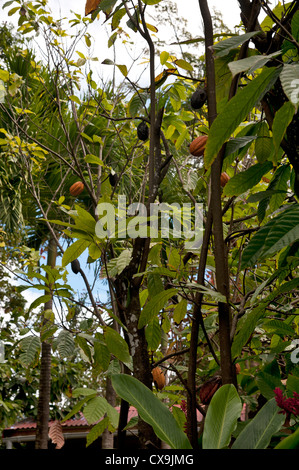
[228,51,282,78]
[72,387,97,398]
[223,162,273,197]
[93,340,110,372]
[141,0,163,4]
[86,417,109,447]
[272,101,295,161]
[111,374,192,449]
[160,51,169,66]
[275,426,299,449]
[202,384,242,449]
[83,397,108,424]
[69,95,81,105]
[241,205,299,268]
[75,205,96,233]
[84,154,103,165]
[174,59,193,71]
[255,121,272,164]
[138,288,177,328]
[291,10,299,42]
[145,316,161,352]
[128,92,148,117]
[147,273,164,297]
[204,67,281,168]
[232,398,285,449]
[19,336,40,366]
[212,31,261,58]
[173,298,187,324]
[62,239,90,267]
[104,327,131,364]
[56,330,75,358]
[28,294,52,312]
[232,278,299,358]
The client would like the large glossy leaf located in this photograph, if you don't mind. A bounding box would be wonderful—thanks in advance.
[204,67,281,168]
[111,374,192,449]
[241,205,299,268]
[275,427,299,449]
[202,384,242,449]
[232,398,285,449]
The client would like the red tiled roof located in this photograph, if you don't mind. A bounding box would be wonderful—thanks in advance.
[6,407,139,431]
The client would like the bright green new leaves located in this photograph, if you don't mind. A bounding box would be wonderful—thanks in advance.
[232,398,285,449]
[241,205,299,268]
[204,67,281,168]
[223,162,273,197]
[111,374,192,449]
[202,384,242,449]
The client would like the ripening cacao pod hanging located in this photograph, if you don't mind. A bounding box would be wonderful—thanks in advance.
[191,87,207,110]
[199,375,222,405]
[137,121,149,141]
[220,172,230,187]
[152,367,165,390]
[235,363,241,375]
[70,181,84,196]
[71,259,81,275]
[189,135,208,157]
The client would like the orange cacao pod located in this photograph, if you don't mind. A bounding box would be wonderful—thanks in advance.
[70,181,84,196]
[235,363,241,375]
[152,367,165,390]
[189,135,208,157]
[220,172,230,187]
[199,375,222,405]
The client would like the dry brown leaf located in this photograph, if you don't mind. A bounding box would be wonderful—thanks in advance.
[48,420,65,450]
[85,0,101,16]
